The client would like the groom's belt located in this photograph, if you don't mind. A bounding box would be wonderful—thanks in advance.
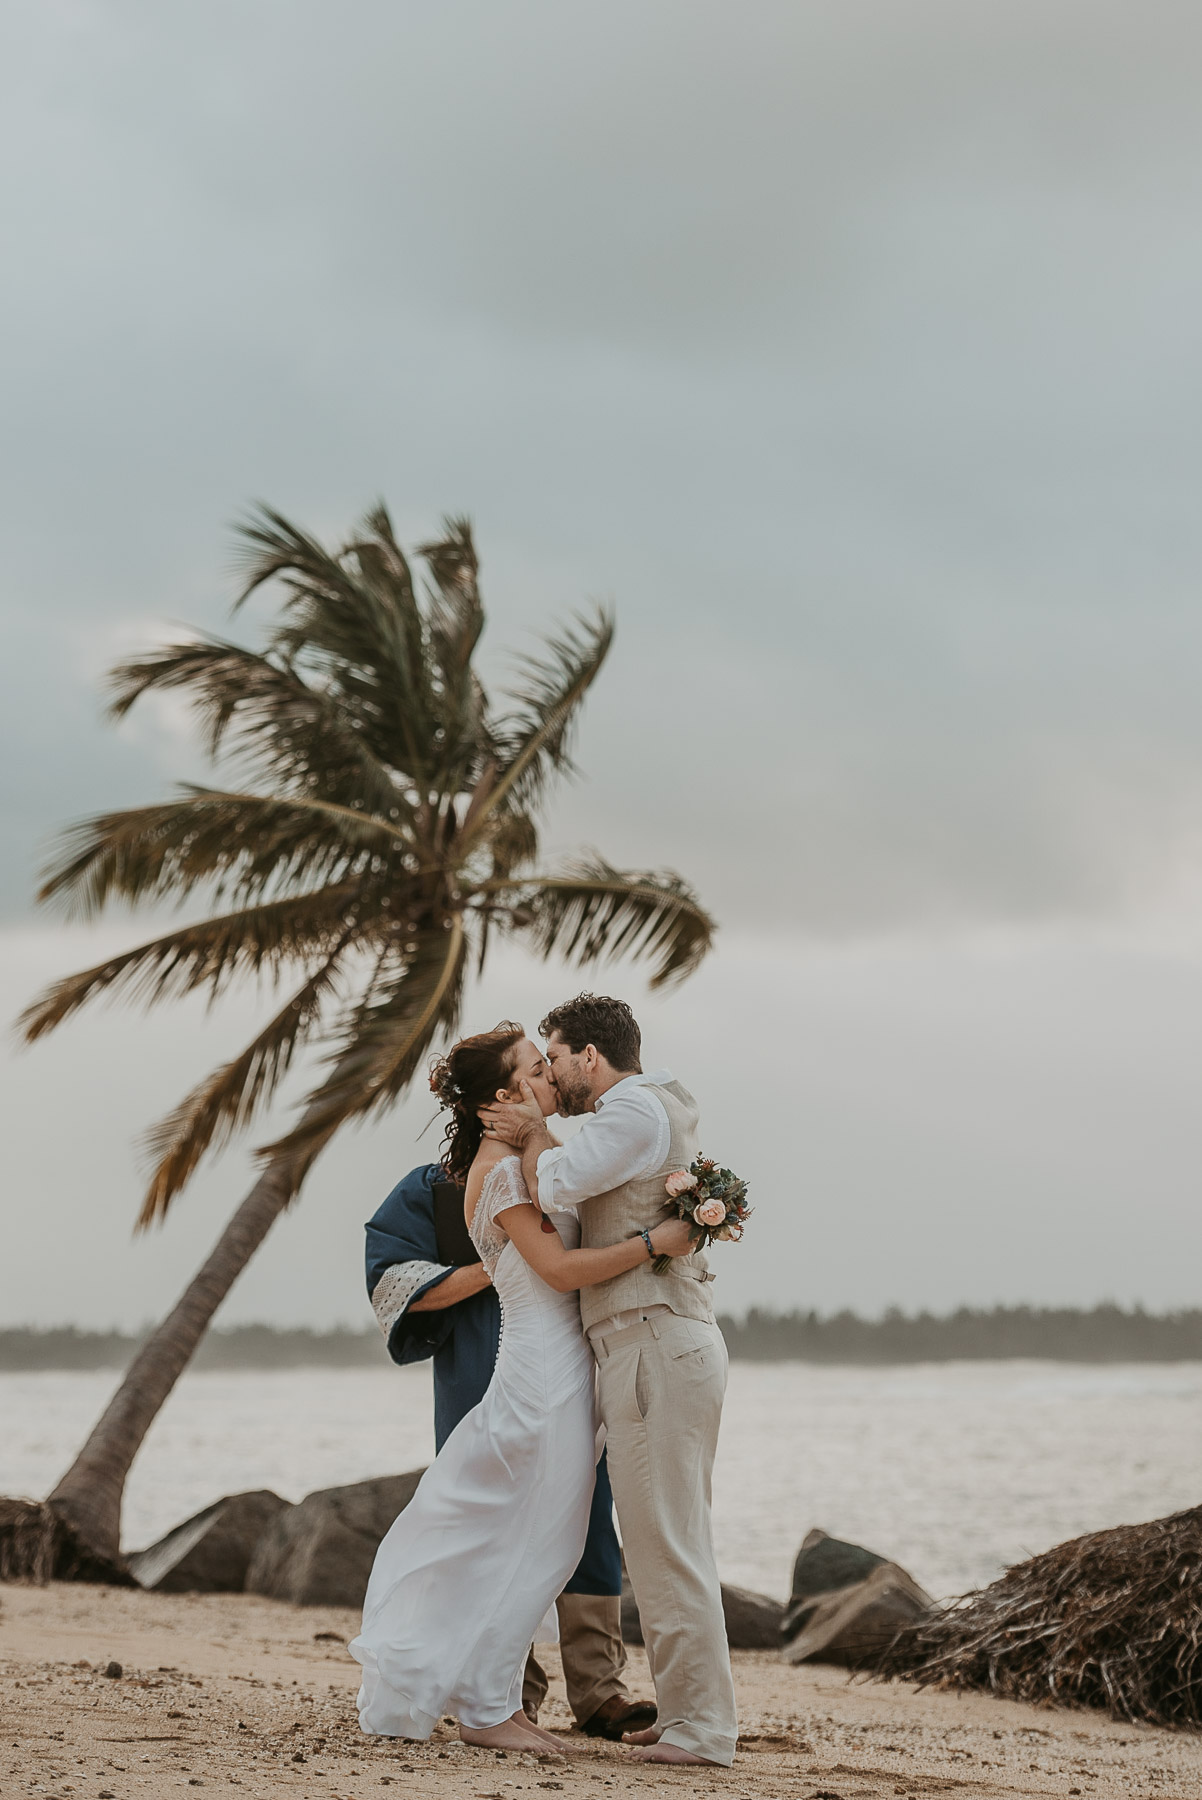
[587,1302,674,1344]
[586,1291,712,1344]
[588,1305,720,1360]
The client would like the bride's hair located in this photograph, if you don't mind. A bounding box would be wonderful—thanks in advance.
[429,1020,525,1184]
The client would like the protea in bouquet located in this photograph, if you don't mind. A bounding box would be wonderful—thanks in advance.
[651,1156,751,1274]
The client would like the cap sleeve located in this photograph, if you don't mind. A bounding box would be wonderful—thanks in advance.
[468,1156,533,1267]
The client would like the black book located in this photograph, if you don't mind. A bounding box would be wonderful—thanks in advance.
[432,1180,482,1267]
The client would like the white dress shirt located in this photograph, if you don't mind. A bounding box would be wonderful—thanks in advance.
[536,1069,675,1214]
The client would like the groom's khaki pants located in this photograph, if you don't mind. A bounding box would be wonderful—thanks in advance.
[592,1311,738,1766]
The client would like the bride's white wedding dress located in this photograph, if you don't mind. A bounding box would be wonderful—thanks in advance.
[350,1156,599,1737]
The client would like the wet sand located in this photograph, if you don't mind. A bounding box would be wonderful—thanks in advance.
[4,1581,1201,1799]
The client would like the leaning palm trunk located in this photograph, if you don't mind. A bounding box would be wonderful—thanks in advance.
[47,1148,304,1563]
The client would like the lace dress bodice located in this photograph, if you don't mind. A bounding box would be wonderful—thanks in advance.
[467,1156,529,1273]
[464,1155,589,1409]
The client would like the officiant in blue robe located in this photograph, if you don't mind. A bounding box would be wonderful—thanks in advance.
[364,1163,653,1740]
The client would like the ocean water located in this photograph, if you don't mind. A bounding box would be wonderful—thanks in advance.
[4,1360,1201,1600]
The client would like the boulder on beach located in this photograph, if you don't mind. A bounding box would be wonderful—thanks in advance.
[621,1575,783,1649]
[718,1582,787,1648]
[127,1489,289,1593]
[245,1471,425,1607]
[780,1527,933,1667]
[788,1526,887,1606]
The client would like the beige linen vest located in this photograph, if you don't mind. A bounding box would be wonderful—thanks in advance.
[577,1078,716,1332]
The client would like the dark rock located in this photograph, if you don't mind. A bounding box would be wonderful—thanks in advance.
[245,1471,425,1607]
[127,1490,289,1594]
[788,1526,886,1607]
[719,1583,786,1648]
[103,1661,123,1678]
[621,1576,783,1649]
[781,1527,933,1667]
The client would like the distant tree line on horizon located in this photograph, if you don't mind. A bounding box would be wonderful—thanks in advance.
[5,1303,1202,1371]
[716,1304,1202,1363]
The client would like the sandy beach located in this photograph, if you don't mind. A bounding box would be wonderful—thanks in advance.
[4,1583,1202,1800]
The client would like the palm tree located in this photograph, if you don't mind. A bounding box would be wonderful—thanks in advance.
[15,504,714,1568]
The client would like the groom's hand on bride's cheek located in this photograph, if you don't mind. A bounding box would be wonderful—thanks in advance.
[481,1081,544,1145]
[514,1076,543,1116]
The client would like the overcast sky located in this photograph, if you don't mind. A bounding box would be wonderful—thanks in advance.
[4,1,1202,1331]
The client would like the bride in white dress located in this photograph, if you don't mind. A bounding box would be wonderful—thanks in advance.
[349,1022,693,1755]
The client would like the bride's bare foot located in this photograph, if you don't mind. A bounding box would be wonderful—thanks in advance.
[518,1717,587,1757]
[621,1726,662,1745]
[460,1715,550,1752]
[459,1713,584,1757]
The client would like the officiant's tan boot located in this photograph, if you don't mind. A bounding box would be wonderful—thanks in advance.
[557,1592,654,1732]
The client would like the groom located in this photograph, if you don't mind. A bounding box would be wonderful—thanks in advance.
[482,993,738,1767]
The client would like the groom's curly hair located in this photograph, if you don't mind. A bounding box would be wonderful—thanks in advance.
[539,993,642,1072]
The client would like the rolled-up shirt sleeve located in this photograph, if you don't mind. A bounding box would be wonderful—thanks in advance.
[536,1083,670,1211]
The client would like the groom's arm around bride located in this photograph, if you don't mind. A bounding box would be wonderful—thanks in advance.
[482,994,739,1768]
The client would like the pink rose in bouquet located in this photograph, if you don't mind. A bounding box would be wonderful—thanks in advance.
[651,1155,752,1273]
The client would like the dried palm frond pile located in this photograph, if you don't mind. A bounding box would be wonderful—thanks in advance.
[878,1504,1202,1729]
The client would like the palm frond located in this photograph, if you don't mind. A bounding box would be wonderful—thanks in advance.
[37,788,412,918]
[136,938,354,1226]
[233,505,364,615]
[491,857,716,988]
[485,808,540,880]
[343,503,437,773]
[461,610,613,843]
[419,515,483,690]
[235,504,435,782]
[263,919,467,1167]
[419,516,487,795]
[106,637,409,822]
[18,887,363,1043]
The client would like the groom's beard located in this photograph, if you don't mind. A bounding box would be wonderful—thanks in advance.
[553,1068,592,1117]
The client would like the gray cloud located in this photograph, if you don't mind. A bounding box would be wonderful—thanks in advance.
[5,0,1202,934]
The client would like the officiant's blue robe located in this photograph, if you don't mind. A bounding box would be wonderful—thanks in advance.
[364,1162,622,1597]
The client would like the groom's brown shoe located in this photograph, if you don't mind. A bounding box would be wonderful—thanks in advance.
[580,1696,658,1741]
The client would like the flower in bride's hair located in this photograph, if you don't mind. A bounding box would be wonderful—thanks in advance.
[428,1060,463,1109]
[665,1170,698,1198]
[694,1198,726,1228]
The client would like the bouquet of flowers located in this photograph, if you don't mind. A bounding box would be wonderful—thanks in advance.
[651,1155,751,1275]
